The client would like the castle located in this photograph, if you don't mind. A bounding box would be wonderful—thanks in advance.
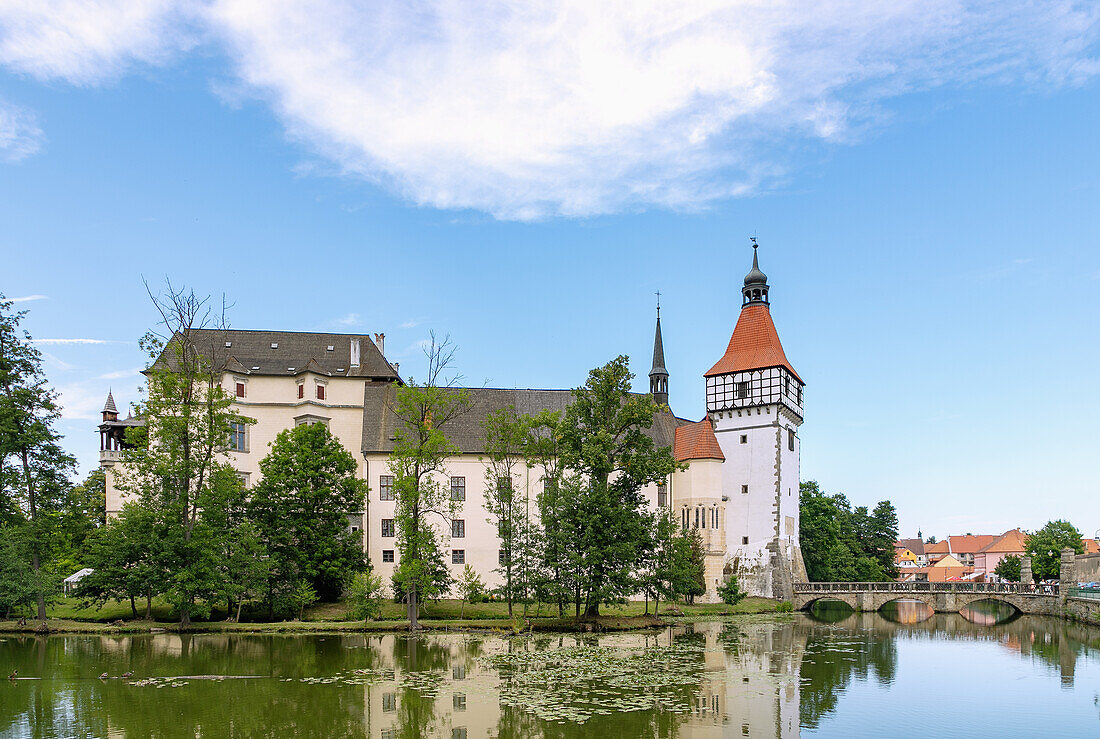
[99,245,806,600]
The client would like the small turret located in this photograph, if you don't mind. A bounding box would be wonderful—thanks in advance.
[649,295,669,407]
[102,390,118,423]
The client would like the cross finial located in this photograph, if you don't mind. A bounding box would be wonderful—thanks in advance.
[655,290,661,317]
[750,234,758,250]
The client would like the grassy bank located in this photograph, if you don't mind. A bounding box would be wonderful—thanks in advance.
[0,596,784,634]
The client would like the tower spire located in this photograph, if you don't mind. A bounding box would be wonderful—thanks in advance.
[742,237,769,306]
[649,295,669,408]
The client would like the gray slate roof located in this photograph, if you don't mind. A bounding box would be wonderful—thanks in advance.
[102,391,117,414]
[362,385,682,455]
[154,329,400,381]
[897,538,926,556]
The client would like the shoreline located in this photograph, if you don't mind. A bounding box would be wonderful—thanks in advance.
[0,612,790,636]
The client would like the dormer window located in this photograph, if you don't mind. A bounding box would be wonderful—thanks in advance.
[326,345,335,351]
[225,341,232,348]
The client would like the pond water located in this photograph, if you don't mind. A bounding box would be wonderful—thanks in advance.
[3,606,1100,737]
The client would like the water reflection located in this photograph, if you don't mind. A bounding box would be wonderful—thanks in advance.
[2,611,1100,738]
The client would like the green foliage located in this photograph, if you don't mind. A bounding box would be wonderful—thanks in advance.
[1025,520,1083,581]
[776,601,794,613]
[551,356,682,616]
[249,422,368,602]
[116,283,251,626]
[482,405,532,616]
[994,553,1022,582]
[0,525,39,617]
[0,293,78,619]
[799,481,898,582]
[77,502,163,618]
[456,564,486,618]
[677,527,707,603]
[347,571,386,620]
[717,577,746,606]
[386,333,468,628]
[290,581,318,620]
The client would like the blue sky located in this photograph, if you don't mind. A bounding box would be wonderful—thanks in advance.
[2,2,1099,540]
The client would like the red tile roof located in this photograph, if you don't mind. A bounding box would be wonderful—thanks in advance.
[704,304,801,381]
[979,529,1028,554]
[674,418,725,461]
[946,535,997,554]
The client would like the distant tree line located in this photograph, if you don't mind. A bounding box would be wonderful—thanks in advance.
[798,481,899,582]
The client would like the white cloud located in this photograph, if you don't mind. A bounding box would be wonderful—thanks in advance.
[400,320,419,329]
[10,293,48,302]
[55,382,110,420]
[207,0,1100,218]
[0,0,197,85]
[335,312,361,326]
[0,98,43,162]
[1,1,1098,216]
[97,367,143,380]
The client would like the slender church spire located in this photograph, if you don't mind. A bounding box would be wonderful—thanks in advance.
[649,293,669,407]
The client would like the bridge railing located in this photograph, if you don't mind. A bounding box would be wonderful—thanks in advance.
[793,581,1058,596]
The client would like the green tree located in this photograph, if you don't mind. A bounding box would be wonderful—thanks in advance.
[679,527,708,604]
[387,333,468,630]
[1025,520,1083,581]
[0,293,77,620]
[78,502,163,619]
[347,571,385,620]
[554,356,680,617]
[526,410,578,617]
[117,283,251,626]
[717,577,746,606]
[994,553,1022,582]
[482,406,530,617]
[799,481,895,582]
[249,422,368,601]
[0,525,37,618]
[456,564,485,618]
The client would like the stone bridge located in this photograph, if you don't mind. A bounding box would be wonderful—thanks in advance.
[793,581,1061,616]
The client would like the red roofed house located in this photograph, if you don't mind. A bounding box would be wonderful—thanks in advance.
[975,529,1029,578]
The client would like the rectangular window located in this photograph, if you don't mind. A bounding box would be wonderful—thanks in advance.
[382,693,396,712]
[788,429,795,451]
[797,386,802,404]
[450,476,465,501]
[736,381,750,399]
[379,475,394,501]
[316,384,326,400]
[499,549,507,566]
[235,382,245,398]
[453,693,466,711]
[297,383,304,399]
[712,508,718,527]
[741,484,749,495]
[381,519,394,537]
[382,550,394,563]
[497,476,512,496]
[742,536,749,545]
[657,483,667,507]
[682,508,688,530]
[452,549,465,564]
[740,434,747,444]
[237,471,250,488]
[695,508,700,528]
[452,519,465,538]
[229,422,247,452]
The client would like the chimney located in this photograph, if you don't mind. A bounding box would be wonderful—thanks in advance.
[374,332,385,356]
[350,339,360,368]
[394,362,399,375]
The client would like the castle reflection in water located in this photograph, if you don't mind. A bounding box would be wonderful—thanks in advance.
[4,607,1099,738]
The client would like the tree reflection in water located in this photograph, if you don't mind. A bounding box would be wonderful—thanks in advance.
[3,612,1100,738]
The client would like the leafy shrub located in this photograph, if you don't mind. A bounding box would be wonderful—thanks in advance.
[776,601,794,613]
[717,577,746,606]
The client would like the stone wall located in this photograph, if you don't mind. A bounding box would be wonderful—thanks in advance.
[1073,553,1100,584]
